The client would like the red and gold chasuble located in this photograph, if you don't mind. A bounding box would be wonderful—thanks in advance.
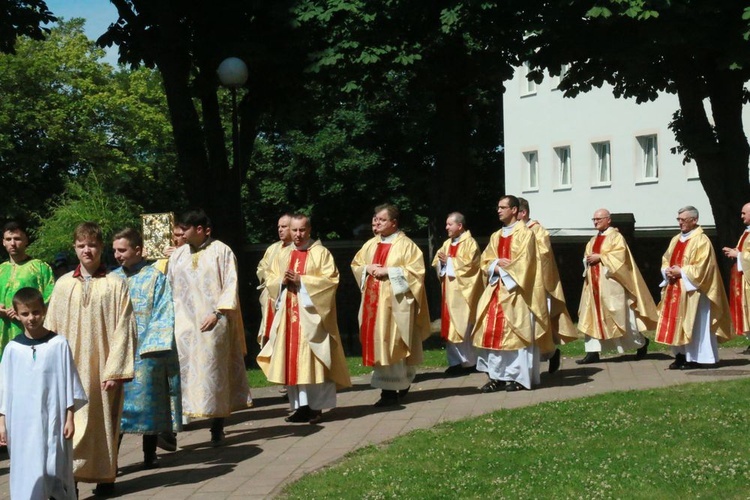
[284,249,308,384]
[730,231,750,334]
[482,234,513,349]
[360,243,392,366]
[590,234,609,339]
[440,242,460,339]
[655,239,690,345]
[263,301,275,344]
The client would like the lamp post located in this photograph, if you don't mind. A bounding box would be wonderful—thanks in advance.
[216,57,249,187]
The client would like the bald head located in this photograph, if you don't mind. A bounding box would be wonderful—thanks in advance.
[592,208,611,231]
[741,203,750,226]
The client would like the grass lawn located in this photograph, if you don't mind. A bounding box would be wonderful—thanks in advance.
[281,377,750,499]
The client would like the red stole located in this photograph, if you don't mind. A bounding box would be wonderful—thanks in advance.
[482,233,513,349]
[263,300,275,344]
[590,234,609,338]
[730,231,750,334]
[360,242,392,366]
[440,242,460,339]
[284,249,308,384]
[655,239,690,344]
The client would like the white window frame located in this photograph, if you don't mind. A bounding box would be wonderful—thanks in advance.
[523,150,539,191]
[553,64,570,90]
[521,62,537,96]
[554,146,572,189]
[592,141,611,186]
[636,134,658,181]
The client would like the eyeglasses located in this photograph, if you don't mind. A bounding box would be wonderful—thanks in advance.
[676,217,695,222]
[591,217,608,222]
[497,206,511,210]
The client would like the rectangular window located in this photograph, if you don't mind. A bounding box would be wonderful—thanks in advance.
[592,141,611,184]
[637,135,658,180]
[522,62,537,95]
[524,151,539,190]
[554,146,572,188]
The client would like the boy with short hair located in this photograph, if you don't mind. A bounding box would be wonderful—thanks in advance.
[0,287,87,499]
[45,222,136,496]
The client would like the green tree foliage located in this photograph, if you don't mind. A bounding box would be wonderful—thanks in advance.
[28,173,142,263]
[526,0,750,251]
[0,19,182,230]
[0,0,55,54]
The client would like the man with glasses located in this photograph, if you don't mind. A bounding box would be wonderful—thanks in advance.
[576,208,657,364]
[656,206,731,369]
[472,195,548,392]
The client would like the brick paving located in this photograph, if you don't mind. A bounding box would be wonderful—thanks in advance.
[2,348,750,499]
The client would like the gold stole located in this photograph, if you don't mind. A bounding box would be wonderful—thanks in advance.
[440,242,460,339]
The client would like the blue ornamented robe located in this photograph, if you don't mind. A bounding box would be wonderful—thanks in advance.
[115,263,182,434]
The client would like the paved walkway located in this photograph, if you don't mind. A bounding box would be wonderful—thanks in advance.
[2,348,750,499]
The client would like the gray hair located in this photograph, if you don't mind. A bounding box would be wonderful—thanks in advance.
[447,212,466,226]
[678,206,699,219]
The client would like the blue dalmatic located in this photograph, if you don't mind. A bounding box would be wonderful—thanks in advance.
[115,262,182,434]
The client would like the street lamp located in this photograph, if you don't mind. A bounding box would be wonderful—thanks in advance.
[217,57,249,186]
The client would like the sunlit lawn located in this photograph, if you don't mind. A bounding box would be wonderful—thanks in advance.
[281,378,750,499]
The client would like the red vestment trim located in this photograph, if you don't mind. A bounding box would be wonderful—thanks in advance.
[440,242,460,340]
[360,243,392,366]
[263,300,275,343]
[284,249,308,385]
[590,234,609,339]
[483,234,512,349]
[656,239,690,345]
[730,231,750,334]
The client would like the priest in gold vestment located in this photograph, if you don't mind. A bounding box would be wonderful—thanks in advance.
[45,222,136,495]
[576,208,657,365]
[722,202,750,350]
[168,209,251,445]
[518,198,578,373]
[656,206,731,369]
[256,214,292,347]
[472,196,549,392]
[257,215,350,423]
[432,212,482,376]
[351,204,431,407]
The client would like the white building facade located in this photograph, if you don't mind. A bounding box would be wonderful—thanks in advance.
[503,64,717,236]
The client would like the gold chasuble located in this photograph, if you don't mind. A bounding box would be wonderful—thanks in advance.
[431,231,483,344]
[526,221,578,349]
[578,227,657,340]
[351,232,431,367]
[730,230,750,335]
[45,268,137,483]
[473,223,549,351]
[257,241,350,389]
[655,227,731,346]
[256,240,288,346]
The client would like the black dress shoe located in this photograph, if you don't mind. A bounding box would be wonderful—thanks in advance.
[576,352,600,365]
[506,381,526,392]
[143,452,159,470]
[157,431,177,452]
[308,409,323,424]
[398,386,410,398]
[548,348,561,373]
[668,353,686,370]
[94,482,115,497]
[285,405,312,422]
[480,379,506,393]
[374,390,399,407]
[463,365,478,374]
[635,337,650,360]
